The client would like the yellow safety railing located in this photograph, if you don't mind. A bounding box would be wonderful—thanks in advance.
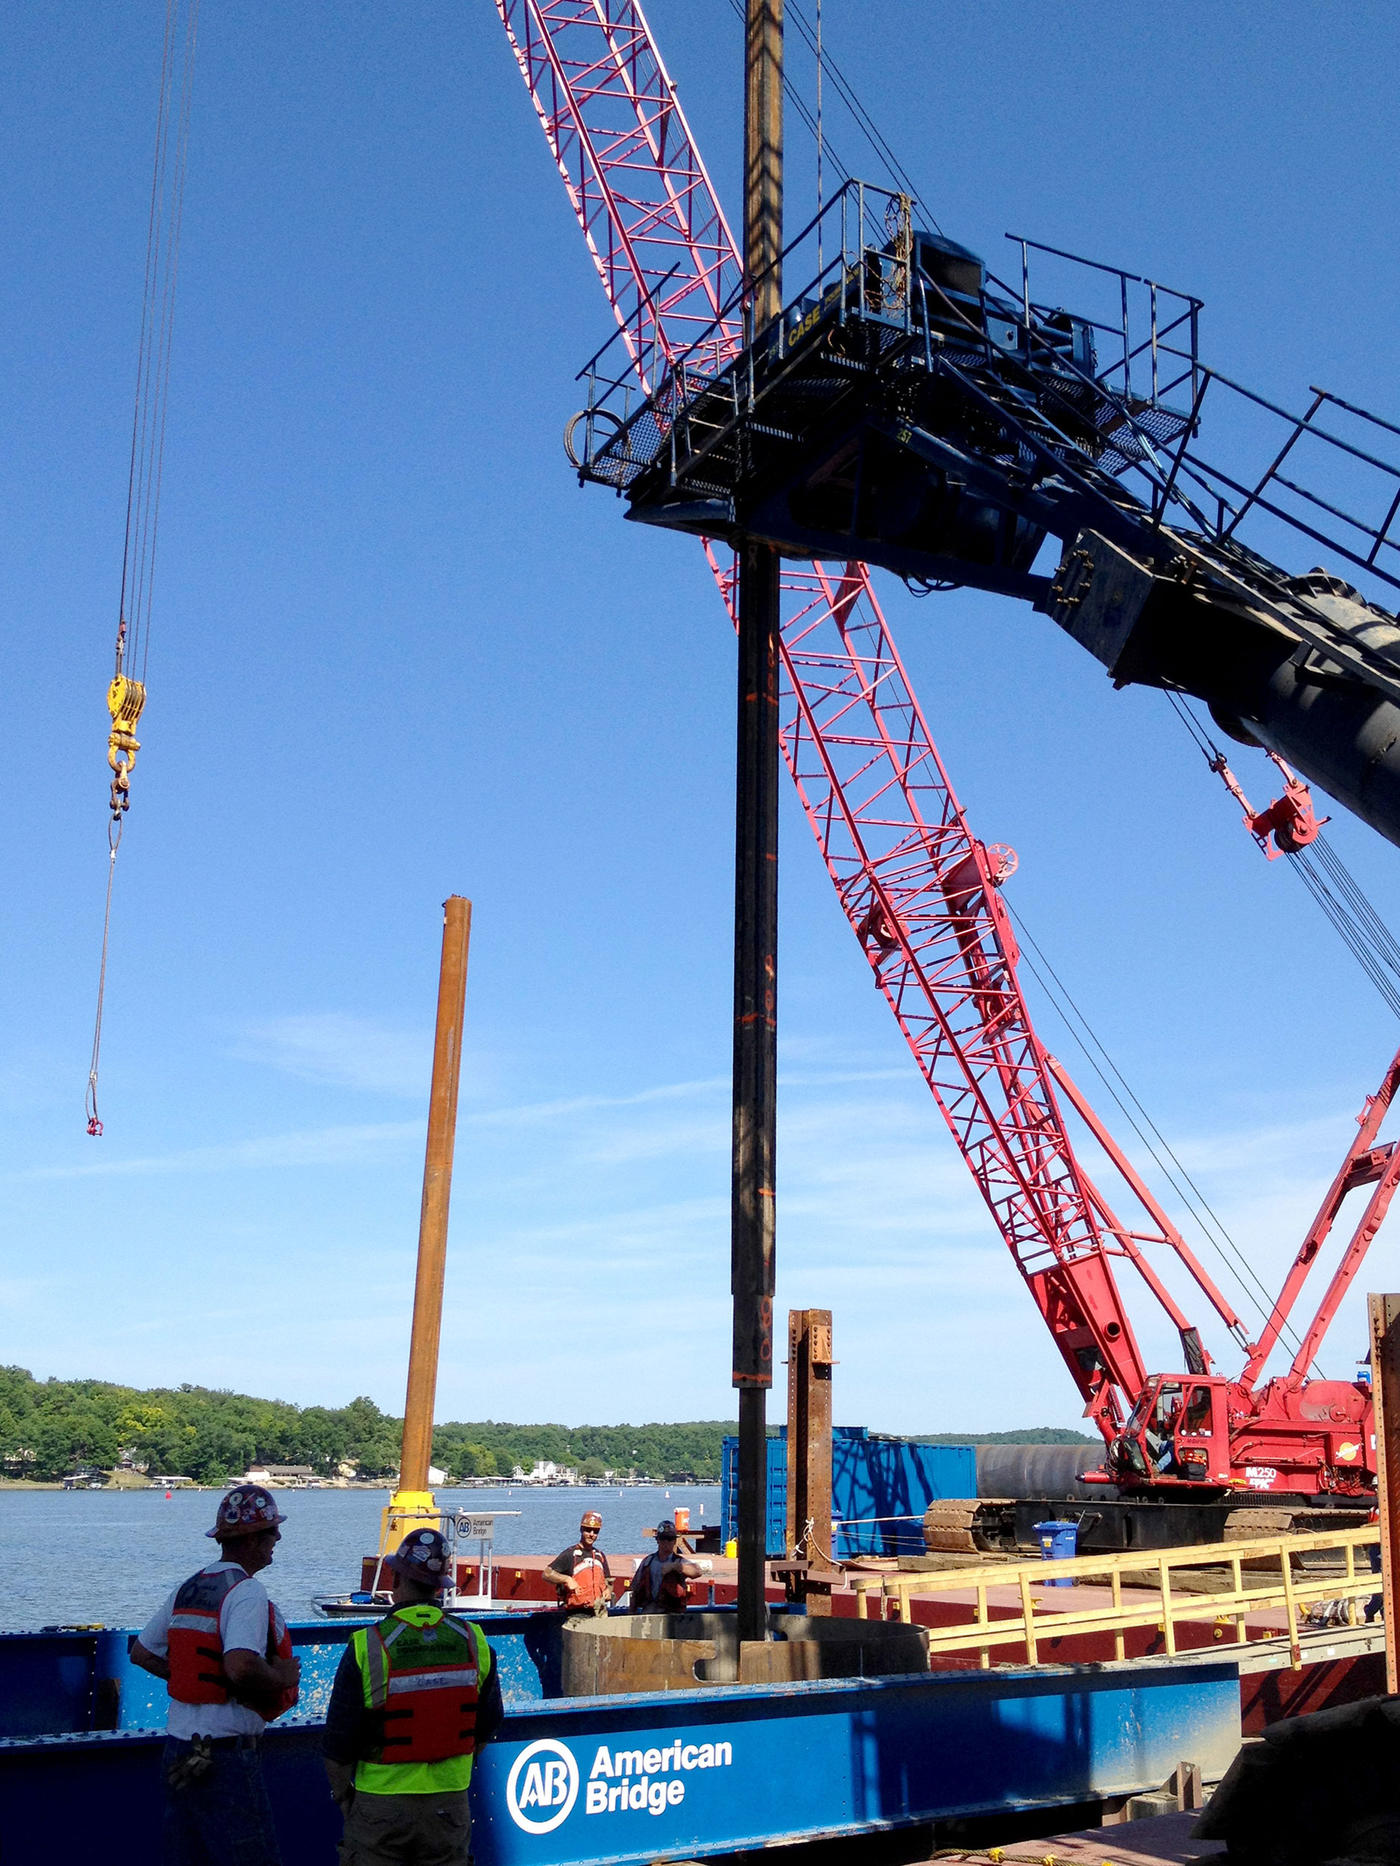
[849,1525,1379,1673]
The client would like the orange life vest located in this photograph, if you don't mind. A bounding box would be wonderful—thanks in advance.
[360,1608,485,1766]
[167,1566,298,1720]
[633,1554,690,1611]
[563,1548,609,1607]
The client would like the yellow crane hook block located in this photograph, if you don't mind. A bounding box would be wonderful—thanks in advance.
[106,673,146,812]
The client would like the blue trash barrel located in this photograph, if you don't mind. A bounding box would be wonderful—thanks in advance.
[1032,1518,1078,1585]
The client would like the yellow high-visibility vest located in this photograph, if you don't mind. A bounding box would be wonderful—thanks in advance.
[351,1604,491,1796]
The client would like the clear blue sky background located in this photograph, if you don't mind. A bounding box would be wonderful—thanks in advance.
[6,2,1400,1435]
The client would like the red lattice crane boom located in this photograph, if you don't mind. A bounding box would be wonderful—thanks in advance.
[492,0,1395,1521]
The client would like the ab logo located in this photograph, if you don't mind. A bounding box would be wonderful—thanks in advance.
[506,1738,580,1834]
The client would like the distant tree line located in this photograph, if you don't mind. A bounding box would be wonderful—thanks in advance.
[431,1420,734,1483]
[0,1366,404,1485]
[0,1366,1090,1483]
[0,1367,733,1484]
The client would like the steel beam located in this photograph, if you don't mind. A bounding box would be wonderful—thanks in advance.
[784,1309,834,1611]
[396,896,472,1507]
[732,0,783,1646]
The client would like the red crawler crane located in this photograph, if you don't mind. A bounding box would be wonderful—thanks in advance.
[493,0,1398,1544]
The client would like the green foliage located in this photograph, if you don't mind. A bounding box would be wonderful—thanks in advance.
[445,1442,500,1481]
[430,1421,732,1482]
[0,1366,736,1485]
[0,1361,1088,1485]
[0,1367,400,1484]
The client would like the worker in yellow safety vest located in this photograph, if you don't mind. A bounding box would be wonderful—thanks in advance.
[323,1529,502,1866]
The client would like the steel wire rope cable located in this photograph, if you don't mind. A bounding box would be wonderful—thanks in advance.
[782,0,940,231]
[1004,899,1312,1361]
[1308,837,1400,977]
[1166,691,1400,1018]
[722,0,850,190]
[1290,841,1400,1018]
[85,0,199,1137]
[720,0,941,232]
[1163,686,1400,1375]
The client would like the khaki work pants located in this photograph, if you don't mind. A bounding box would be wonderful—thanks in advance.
[338,1788,471,1866]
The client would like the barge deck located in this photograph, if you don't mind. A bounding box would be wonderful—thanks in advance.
[0,1607,1240,1866]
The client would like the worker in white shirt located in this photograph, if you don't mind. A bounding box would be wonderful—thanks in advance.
[131,1484,301,1866]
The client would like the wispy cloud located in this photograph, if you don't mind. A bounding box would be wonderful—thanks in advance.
[227,1013,431,1096]
[0,1050,67,1114]
[19,1121,421,1180]
[463,1077,728,1129]
[1166,1114,1354,1180]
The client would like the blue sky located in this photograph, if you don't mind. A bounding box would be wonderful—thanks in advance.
[7,2,1400,1435]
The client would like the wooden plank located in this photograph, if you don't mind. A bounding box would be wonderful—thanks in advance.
[1017,1570,1038,1665]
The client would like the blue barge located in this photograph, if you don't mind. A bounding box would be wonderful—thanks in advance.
[0,1609,1240,1862]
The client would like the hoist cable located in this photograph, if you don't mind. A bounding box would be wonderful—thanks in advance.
[724,0,850,186]
[85,823,122,1137]
[85,0,198,1137]
[1310,836,1400,983]
[1289,848,1400,1019]
[1007,904,1308,1352]
[723,0,940,231]
[814,0,823,271]
[784,0,940,231]
[119,0,198,683]
[1165,689,1219,763]
[1014,911,1322,1377]
[1168,692,1400,1020]
[1151,687,1400,1369]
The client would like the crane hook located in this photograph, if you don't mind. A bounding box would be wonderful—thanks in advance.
[106,671,146,818]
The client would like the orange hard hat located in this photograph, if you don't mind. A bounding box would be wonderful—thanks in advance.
[580,1511,603,1530]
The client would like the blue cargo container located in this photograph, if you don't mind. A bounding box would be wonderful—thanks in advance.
[721,1428,976,1556]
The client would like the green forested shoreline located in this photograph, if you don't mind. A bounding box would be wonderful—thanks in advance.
[0,1366,1090,1484]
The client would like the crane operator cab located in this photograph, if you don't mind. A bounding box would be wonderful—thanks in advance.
[1110,1377,1231,1487]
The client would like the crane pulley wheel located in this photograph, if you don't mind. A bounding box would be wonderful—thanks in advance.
[105,672,146,815]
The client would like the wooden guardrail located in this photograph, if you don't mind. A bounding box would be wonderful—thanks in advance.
[849,1525,1380,1672]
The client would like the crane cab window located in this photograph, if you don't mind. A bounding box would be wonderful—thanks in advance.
[1153,1382,1184,1429]
[1181,1386,1214,1437]
[1143,1382,1183,1472]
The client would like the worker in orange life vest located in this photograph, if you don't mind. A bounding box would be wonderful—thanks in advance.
[542,1509,613,1609]
[323,1528,502,1866]
[131,1484,301,1866]
[626,1519,702,1613]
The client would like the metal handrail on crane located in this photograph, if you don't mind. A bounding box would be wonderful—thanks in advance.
[491,0,1400,1504]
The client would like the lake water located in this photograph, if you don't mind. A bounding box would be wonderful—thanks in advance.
[0,1484,720,1632]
